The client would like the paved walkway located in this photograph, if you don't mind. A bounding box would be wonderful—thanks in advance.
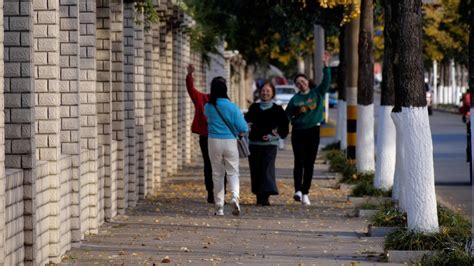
[61,140,401,265]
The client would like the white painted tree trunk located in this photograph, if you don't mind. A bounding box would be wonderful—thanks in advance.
[374,105,396,190]
[471,107,473,242]
[391,114,407,212]
[338,100,347,150]
[391,107,439,233]
[356,104,375,172]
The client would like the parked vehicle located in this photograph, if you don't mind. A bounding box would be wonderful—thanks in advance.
[328,87,338,108]
[274,84,297,109]
[274,85,297,150]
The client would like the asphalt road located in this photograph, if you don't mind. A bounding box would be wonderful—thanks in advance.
[322,100,471,217]
[429,109,472,216]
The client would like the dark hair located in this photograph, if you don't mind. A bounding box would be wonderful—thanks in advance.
[259,81,276,99]
[293,73,308,84]
[209,76,229,105]
[294,73,316,88]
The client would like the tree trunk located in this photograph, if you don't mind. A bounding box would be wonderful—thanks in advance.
[345,5,360,160]
[356,0,375,172]
[391,0,438,233]
[337,25,347,148]
[375,0,396,191]
[469,0,474,219]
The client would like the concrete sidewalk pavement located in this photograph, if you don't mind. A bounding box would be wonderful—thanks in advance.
[61,141,401,265]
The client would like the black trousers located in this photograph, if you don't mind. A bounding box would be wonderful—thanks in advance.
[248,145,278,196]
[199,136,213,194]
[291,126,320,194]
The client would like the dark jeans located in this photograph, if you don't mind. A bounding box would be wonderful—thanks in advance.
[199,136,213,194]
[291,126,320,194]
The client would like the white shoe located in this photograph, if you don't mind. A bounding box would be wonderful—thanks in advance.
[230,199,240,216]
[293,191,302,202]
[215,206,224,216]
[302,194,311,206]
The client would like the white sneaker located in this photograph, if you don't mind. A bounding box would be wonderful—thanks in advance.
[302,194,311,206]
[230,199,240,216]
[215,206,224,216]
[293,191,302,202]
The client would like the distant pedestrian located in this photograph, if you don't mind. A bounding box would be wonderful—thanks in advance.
[204,77,248,216]
[245,81,289,206]
[186,64,215,203]
[285,51,331,206]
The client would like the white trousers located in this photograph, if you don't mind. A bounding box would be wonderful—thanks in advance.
[208,138,240,207]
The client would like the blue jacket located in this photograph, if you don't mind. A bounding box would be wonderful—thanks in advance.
[204,98,248,139]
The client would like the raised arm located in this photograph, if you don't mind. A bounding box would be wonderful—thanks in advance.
[315,51,332,96]
[186,64,205,103]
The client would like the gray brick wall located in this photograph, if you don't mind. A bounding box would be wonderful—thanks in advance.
[79,0,99,237]
[96,0,111,223]
[0,0,5,262]
[111,0,125,215]
[4,0,37,263]
[144,25,154,195]
[59,0,81,245]
[134,15,145,201]
[33,0,62,261]
[160,24,173,179]
[4,169,24,265]
[151,22,161,189]
[0,3,245,264]
[123,3,136,207]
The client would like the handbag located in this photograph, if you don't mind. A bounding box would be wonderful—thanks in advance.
[212,105,250,158]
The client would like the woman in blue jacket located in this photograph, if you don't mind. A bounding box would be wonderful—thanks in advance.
[204,77,248,216]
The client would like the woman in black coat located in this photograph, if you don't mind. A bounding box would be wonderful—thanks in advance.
[245,81,289,206]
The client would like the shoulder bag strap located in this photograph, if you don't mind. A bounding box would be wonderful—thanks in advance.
[212,104,238,139]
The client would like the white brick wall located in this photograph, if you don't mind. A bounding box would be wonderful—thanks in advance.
[134,15,145,201]
[123,3,136,207]
[79,0,98,237]
[151,22,161,189]
[144,26,154,195]
[96,0,112,222]
[111,0,125,216]
[4,1,37,263]
[160,25,173,179]
[4,169,24,265]
[0,3,238,265]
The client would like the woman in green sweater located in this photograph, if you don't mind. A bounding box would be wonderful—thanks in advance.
[285,51,331,206]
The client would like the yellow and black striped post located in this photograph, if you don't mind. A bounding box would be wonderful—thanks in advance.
[344,8,359,160]
[347,104,357,159]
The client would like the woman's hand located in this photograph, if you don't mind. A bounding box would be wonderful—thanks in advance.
[271,129,279,136]
[187,64,194,75]
[323,51,331,67]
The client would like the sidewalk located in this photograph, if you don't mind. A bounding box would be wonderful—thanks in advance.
[61,141,401,265]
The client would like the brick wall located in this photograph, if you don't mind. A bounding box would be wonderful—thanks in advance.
[0,2,248,264]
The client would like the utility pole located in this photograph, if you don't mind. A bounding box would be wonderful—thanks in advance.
[345,7,360,160]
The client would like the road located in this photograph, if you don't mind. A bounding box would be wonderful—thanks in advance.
[323,100,471,217]
[429,109,471,216]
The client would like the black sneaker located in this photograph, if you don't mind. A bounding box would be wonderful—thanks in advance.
[207,194,215,204]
